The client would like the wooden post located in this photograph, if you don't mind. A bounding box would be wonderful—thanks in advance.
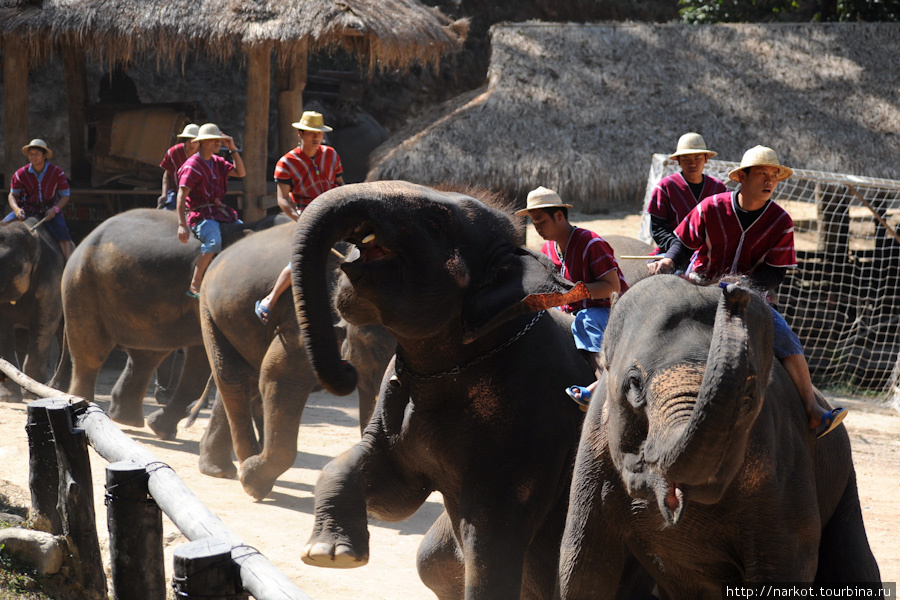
[62,38,90,183]
[173,538,250,599]
[25,399,63,534]
[3,34,29,189]
[45,399,108,600]
[242,42,271,222]
[106,462,166,600]
[276,41,307,157]
[816,181,849,259]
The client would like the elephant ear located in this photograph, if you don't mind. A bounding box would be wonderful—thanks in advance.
[460,246,589,342]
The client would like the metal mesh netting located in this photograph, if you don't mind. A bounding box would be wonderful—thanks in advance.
[640,154,900,407]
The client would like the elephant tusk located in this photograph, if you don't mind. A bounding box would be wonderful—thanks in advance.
[361,233,375,244]
[9,301,15,306]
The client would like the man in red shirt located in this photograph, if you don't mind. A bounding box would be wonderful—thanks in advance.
[254,111,344,324]
[175,123,246,297]
[516,186,628,409]
[157,123,199,210]
[647,132,727,253]
[6,139,75,260]
[649,146,846,438]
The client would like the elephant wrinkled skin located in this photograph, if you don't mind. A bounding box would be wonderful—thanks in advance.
[198,222,394,497]
[291,181,596,600]
[0,218,64,402]
[558,275,881,598]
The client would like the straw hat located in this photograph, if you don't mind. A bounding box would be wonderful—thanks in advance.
[177,123,200,139]
[193,123,226,142]
[728,145,793,182]
[514,186,573,216]
[668,132,716,160]
[21,139,53,159]
[292,111,333,132]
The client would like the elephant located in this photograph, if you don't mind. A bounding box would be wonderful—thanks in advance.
[290,181,598,600]
[558,274,881,599]
[198,221,394,495]
[0,217,65,402]
[61,208,287,440]
[602,234,652,288]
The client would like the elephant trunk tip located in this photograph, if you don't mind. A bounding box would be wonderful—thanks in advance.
[317,359,359,397]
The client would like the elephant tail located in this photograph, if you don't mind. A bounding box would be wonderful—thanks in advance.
[47,324,71,390]
[184,374,215,428]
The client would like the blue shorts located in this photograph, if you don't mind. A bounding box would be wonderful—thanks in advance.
[772,306,803,359]
[43,212,72,242]
[571,306,611,353]
[162,189,177,210]
[190,219,242,254]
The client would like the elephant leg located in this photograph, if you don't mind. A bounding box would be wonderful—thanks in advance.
[66,322,114,403]
[0,322,22,402]
[153,349,183,406]
[20,322,57,401]
[109,349,168,428]
[198,393,238,480]
[146,345,211,440]
[417,510,464,600]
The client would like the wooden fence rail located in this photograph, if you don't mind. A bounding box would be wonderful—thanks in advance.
[1,358,312,600]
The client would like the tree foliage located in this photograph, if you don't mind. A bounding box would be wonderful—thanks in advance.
[678,0,900,23]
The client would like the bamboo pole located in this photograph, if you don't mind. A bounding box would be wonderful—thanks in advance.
[276,41,307,158]
[241,43,272,222]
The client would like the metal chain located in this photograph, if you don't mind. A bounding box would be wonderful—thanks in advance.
[395,310,546,381]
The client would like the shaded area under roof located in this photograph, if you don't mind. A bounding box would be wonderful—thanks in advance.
[367,21,900,212]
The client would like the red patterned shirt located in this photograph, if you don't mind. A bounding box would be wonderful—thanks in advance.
[177,154,238,227]
[10,163,70,217]
[675,191,797,279]
[273,145,343,210]
[541,228,629,313]
[160,143,189,182]
[648,173,727,233]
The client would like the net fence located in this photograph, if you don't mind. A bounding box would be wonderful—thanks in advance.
[640,154,900,408]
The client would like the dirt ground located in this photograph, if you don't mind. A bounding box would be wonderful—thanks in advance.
[0,211,897,599]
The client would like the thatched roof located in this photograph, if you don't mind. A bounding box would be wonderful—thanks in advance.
[367,22,900,212]
[0,0,465,69]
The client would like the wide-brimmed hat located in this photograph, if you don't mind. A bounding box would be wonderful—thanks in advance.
[728,145,793,182]
[193,123,226,142]
[668,132,716,160]
[21,139,53,159]
[177,123,200,139]
[514,186,573,216]
[292,111,333,132]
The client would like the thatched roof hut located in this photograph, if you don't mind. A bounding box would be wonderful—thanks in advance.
[367,22,900,213]
[1,0,464,219]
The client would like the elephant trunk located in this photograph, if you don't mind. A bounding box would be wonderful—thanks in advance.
[291,189,380,396]
[653,283,757,484]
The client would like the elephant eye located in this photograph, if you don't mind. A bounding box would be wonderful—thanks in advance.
[625,372,645,409]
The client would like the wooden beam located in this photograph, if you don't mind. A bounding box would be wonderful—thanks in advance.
[62,38,90,183]
[241,43,271,222]
[276,41,307,158]
[3,34,29,189]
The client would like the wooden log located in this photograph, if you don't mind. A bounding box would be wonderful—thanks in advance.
[173,538,249,599]
[106,462,166,600]
[277,41,307,157]
[242,43,272,222]
[72,402,314,600]
[46,400,108,600]
[816,181,849,258]
[62,38,90,183]
[25,400,63,534]
[3,34,29,188]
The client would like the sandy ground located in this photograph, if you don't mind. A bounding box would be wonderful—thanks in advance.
[0,211,896,599]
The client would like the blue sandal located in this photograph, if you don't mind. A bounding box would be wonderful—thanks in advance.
[254,300,270,325]
[185,290,200,299]
[565,385,592,407]
[815,407,847,439]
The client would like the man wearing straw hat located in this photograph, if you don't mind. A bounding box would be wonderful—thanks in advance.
[5,138,76,260]
[647,132,727,253]
[648,145,847,438]
[253,110,344,324]
[516,186,628,410]
[157,123,199,210]
[175,123,245,298]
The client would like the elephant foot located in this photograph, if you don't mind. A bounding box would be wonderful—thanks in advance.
[302,539,369,569]
[108,405,145,428]
[199,456,237,480]
[238,457,280,501]
[154,385,173,406]
[146,408,179,441]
